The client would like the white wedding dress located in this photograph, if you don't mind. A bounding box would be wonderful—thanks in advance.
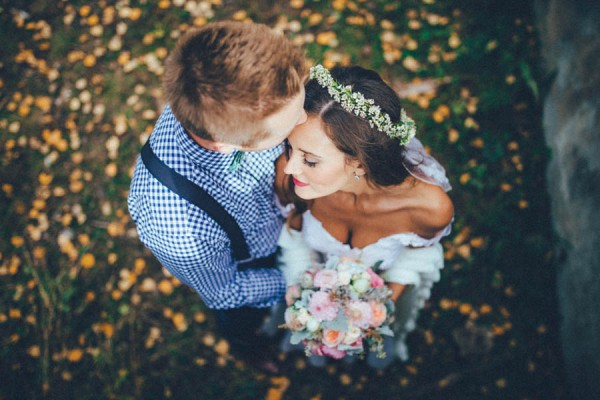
[268,138,452,368]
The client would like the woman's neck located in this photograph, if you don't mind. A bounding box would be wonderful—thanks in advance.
[343,176,416,198]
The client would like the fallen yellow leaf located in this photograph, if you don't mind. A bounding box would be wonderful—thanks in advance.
[80,253,95,269]
[67,348,84,362]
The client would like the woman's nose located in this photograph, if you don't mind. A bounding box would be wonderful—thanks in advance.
[283,153,300,175]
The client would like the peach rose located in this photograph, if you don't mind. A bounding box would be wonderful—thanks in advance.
[322,329,345,347]
[369,301,388,327]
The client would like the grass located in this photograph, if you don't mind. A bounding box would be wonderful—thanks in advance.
[0,0,567,399]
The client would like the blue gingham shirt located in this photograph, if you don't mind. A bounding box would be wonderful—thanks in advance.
[128,105,286,309]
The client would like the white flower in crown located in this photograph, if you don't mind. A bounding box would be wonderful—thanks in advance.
[309,64,417,145]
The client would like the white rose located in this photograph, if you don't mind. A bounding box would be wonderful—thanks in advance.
[297,307,311,324]
[360,271,372,282]
[352,278,371,293]
[284,308,306,331]
[306,317,320,332]
[342,326,362,345]
[337,271,352,285]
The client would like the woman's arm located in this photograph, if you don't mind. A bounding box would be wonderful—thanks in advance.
[388,282,407,302]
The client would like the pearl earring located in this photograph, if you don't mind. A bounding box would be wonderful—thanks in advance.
[354,172,360,181]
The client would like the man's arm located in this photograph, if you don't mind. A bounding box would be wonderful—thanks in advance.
[128,149,286,309]
[144,228,286,309]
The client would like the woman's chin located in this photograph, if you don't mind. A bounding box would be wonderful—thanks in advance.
[294,187,315,200]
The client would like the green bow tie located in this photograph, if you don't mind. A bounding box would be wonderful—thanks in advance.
[228,151,245,172]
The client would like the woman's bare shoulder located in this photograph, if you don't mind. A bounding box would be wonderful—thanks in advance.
[367,180,453,238]
[405,184,454,237]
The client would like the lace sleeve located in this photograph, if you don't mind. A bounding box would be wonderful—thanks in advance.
[274,194,295,218]
[277,226,318,286]
[381,243,444,286]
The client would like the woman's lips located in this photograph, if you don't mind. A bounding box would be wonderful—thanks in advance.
[292,177,309,187]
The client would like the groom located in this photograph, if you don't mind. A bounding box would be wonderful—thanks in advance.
[128,21,308,375]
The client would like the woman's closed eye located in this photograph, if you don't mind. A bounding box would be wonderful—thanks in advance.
[286,140,319,167]
[303,158,318,168]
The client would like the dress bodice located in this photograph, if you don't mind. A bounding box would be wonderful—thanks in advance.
[273,138,452,366]
[301,210,451,270]
[301,137,452,270]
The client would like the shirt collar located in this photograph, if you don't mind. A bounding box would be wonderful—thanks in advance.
[173,109,239,172]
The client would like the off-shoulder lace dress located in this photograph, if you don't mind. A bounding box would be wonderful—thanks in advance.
[272,138,452,368]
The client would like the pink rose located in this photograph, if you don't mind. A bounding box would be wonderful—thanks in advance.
[285,284,301,306]
[369,301,388,327]
[345,301,373,329]
[321,329,345,347]
[320,345,346,359]
[309,291,339,321]
[306,341,324,356]
[314,269,338,289]
[366,268,385,288]
[347,337,363,350]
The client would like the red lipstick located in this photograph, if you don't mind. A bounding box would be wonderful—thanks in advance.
[292,177,309,187]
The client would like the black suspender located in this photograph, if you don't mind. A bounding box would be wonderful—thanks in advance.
[141,140,255,262]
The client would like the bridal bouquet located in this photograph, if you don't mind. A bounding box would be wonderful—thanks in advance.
[281,256,395,359]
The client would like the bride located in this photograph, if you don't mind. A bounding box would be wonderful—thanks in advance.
[273,64,454,368]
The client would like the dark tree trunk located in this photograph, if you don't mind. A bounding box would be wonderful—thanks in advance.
[537,1,600,398]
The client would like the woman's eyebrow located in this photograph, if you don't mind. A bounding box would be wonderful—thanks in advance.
[299,148,322,159]
[286,140,323,159]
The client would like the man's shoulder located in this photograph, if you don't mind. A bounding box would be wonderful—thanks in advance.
[150,107,182,149]
[244,144,284,170]
[128,180,226,240]
[263,143,285,159]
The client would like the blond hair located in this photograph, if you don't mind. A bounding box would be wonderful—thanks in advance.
[163,21,307,145]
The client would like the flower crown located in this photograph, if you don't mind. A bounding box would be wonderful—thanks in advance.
[309,64,416,145]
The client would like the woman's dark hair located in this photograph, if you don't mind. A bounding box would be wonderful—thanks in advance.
[305,66,412,186]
